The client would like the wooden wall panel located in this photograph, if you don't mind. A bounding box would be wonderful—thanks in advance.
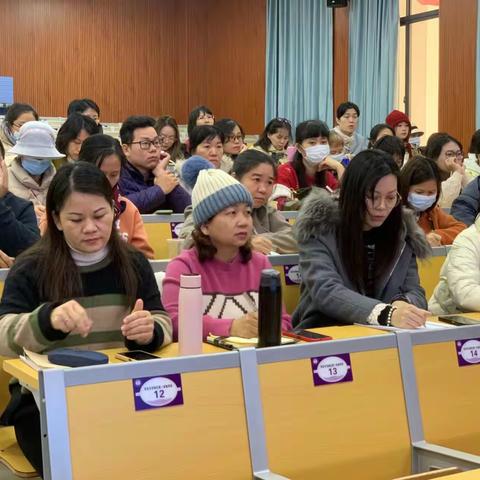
[439,0,477,150]
[0,0,266,132]
[332,5,350,124]
[186,0,267,134]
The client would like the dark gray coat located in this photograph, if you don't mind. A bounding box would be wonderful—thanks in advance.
[292,189,431,328]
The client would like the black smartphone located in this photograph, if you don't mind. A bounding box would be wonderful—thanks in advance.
[437,315,480,326]
[115,350,160,361]
[283,329,332,342]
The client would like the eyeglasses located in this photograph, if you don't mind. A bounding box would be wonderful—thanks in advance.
[226,134,244,143]
[198,113,214,120]
[445,150,463,159]
[366,192,401,210]
[130,138,161,150]
[159,135,176,142]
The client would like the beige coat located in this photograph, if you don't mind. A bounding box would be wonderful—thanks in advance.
[429,215,480,314]
[7,157,56,206]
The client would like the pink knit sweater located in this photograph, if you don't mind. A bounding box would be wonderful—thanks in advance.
[163,248,292,339]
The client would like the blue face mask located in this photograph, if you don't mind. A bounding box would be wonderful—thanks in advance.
[21,157,52,176]
[408,192,436,212]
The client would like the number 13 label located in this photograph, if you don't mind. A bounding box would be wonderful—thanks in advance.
[133,374,184,411]
[456,339,480,367]
[311,354,353,387]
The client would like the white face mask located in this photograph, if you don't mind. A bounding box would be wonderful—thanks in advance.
[329,153,344,162]
[409,136,421,148]
[304,144,330,164]
[408,192,436,212]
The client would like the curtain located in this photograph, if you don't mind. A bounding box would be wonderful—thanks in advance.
[348,0,399,137]
[265,0,333,129]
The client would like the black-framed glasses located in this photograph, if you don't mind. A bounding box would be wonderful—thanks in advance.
[366,192,402,209]
[130,138,161,150]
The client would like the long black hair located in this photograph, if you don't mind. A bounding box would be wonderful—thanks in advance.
[19,162,138,305]
[255,118,291,152]
[338,149,402,291]
[293,120,330,189]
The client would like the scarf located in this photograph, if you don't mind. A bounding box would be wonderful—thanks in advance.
[1,121,16,146]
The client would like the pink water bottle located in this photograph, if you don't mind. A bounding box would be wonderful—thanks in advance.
[178,274,203,355]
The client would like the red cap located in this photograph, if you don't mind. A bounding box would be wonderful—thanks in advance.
[385,110,411,129]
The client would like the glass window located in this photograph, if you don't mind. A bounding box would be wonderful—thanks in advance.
[411,0,440,15]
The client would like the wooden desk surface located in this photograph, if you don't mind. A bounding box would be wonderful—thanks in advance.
[440,470,480,479]
[2,325,389,391]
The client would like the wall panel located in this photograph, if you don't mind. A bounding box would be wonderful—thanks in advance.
[0,0,266,132]
[332,5,350,125]
[438,0,477,149]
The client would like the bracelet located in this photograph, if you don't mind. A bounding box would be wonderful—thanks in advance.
[385,306,397,326]
[378,305,397,326]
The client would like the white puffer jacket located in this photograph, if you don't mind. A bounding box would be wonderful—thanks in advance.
[429,216,480,314]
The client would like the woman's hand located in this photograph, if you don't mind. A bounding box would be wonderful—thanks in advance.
[51,300,93,337]
[251,235,273,254]
[320,158,345,180]
[426,232,442,247]
[230,312,258,338]
[445,157,464,175]
[0,250,14,268]
[390,301,429,329]
[121,299,155,345]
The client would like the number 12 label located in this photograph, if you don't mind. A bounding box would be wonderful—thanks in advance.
[133,374,184,411]
[456,339,480,367]
[311,354,353,387]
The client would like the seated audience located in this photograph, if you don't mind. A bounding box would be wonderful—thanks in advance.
[67,98,102,130]
[79,134,154,258]
[292,149,430,329]
[180,150,297,254]
[163,168,291,339]
[368,123,394,149]
[464,128,480,178]
[118,116,190,214]
[451,173,480,226]
[7,122,63,209]
[425,132,472,208]
[0,103,39,162]
[275,120,345,209]
[184,105,215,153]
[253,118,291,164]
[187,105,215,138]
[215,118,247,172]
[54,113,100,168]
[429,220,480,314]
[328,130,348,162]
[400,156,465,246]
[332,101,368,155]
[155,115,185,166]
[188,125,230,172]
[374,135,406,168]
[0,162,172,476]
[386,110,412,161]
[0,140,39,263]
[409,126,424,156]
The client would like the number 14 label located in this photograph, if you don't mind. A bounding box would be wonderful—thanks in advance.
[311,353,353,386]
[456,339,480,367]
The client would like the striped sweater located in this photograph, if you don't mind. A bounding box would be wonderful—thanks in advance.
[0,250,172,357]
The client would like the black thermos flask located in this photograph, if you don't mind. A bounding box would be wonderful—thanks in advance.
[258,269,282,348]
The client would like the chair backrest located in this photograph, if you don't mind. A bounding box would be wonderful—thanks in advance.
[40,353,254,480]
[400,325,480,456]
[255,332,412,480]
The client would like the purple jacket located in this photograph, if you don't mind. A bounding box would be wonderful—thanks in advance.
[119,161,191,214]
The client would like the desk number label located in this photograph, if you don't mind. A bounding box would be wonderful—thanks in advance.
[170,222,184,239]
[311,353,353,386]
[456,338,480,366]
[283,264,301,285]
[133,374,184,411]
